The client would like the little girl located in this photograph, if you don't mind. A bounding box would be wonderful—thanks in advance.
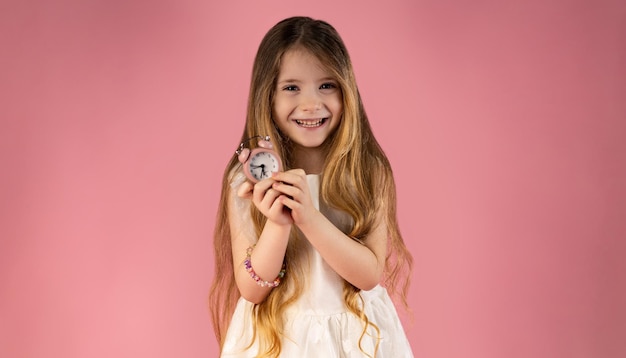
[209,16,414,357]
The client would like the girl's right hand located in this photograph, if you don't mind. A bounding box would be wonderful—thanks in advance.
[237,178,293,226]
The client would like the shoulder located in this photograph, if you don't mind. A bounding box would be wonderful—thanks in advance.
[227,164,246,189]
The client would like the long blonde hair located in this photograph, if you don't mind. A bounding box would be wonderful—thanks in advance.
[209,16,412,357]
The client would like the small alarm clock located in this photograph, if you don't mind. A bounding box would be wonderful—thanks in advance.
[236,135,283,183]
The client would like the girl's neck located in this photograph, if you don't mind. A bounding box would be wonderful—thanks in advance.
[291,146,325,174]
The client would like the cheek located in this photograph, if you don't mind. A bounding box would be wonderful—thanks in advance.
[272,97,290,119]
[271,104,288,131]
[332,95,344,115]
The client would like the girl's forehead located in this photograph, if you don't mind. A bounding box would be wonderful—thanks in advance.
[278,48,334,79]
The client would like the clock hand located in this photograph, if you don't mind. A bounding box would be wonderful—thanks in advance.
[250,164,267,177]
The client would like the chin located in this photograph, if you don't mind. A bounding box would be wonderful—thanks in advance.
[292,138,327,149]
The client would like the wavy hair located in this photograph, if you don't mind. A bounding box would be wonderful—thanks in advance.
[209,16,412,357]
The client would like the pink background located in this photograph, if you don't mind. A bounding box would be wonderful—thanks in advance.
[1,0,625,357]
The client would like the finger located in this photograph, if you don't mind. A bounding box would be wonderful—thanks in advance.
[237,181,253,198]
[272,168,304,182]
[272,170,306,187]
[277,194,300,212]
[288,168,307,176]
[272,181,299,199]
[261,191,293,224]
[260,187,276,204]
[252,178,275,203]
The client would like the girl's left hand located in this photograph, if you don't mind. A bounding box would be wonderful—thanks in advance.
[270,169,318,227]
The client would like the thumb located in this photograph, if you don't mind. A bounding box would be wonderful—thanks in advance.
[237,181,253,199]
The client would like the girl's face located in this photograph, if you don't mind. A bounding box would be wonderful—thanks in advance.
[273,48,343,151]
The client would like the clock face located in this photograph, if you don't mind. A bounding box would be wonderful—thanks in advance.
[247,149,281,181]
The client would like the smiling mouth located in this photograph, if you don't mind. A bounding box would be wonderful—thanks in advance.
[294,118,327,128]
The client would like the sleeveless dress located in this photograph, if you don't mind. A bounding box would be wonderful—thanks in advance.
[221,174,414,357]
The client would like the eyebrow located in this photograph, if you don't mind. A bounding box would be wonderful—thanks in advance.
[277,77,337,85]
[277,79,302,85]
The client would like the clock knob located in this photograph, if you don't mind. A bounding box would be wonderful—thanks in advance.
[257,138,273,149]
[237,148,250,163]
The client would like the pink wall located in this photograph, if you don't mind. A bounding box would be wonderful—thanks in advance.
[1,0,624,357]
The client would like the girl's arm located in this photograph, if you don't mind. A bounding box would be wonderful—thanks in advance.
[228,176,292,304]
[271,170,387,291]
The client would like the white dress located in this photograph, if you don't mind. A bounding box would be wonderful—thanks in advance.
[221,174,414,357]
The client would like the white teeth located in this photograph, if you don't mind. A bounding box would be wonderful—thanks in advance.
[295,118,325,127]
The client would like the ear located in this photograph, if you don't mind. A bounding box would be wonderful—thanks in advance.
[237,148,250,163]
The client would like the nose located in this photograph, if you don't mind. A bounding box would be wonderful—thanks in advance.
[299,90,322,112]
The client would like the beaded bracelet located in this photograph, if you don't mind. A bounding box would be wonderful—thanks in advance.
[244,245,286,288]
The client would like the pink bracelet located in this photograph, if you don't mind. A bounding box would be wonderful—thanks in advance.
[244,245,286,288]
